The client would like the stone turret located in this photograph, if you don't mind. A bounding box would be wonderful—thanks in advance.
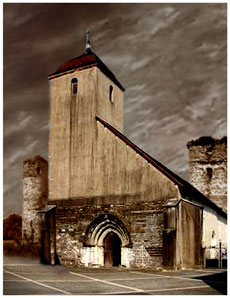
[22,155,48,243]
[187,136,227,212]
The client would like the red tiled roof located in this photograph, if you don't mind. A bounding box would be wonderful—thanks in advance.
[48,51,125,92]
[96,115,227,217]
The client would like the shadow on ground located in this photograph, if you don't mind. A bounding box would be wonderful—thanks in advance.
[193,271,227,295]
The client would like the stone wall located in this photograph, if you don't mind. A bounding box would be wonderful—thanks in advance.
[22,155,48,243]
[49,66,179,202]
[47,58,182,269]
[49,196,165,268]
[187,136,227,211]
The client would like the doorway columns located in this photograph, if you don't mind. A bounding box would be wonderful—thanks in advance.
[83,213,132,266]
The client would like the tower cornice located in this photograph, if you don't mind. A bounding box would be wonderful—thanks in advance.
[48,51,125,92]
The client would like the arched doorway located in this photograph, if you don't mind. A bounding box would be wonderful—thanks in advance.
[104,232,121,266]
[83,214,132,267]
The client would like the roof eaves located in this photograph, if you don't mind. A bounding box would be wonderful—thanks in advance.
[94,54,125,92]
[180,182,227,218]
[48,63,97,80]
[37,205,56,213]
[48,52,125,92]
[163,198,181,207]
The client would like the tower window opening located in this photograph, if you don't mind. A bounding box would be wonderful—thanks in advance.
[206,167,213,179]
[109,85,113,102]
[207,147,213,153]
[72,78,78,95]
[37,167,41,175]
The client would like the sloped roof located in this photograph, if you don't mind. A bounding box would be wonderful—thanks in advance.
[96,115,227,218]
[163,198,204,209]
[37,205,56,214]
[48,51,125,91]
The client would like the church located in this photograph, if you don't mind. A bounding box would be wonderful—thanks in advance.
[22,33,227,270]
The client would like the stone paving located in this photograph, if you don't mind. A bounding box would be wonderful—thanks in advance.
[3,256,227,295]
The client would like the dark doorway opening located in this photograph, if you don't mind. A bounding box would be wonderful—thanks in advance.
[104,232,121,266]
[163,229,176,269]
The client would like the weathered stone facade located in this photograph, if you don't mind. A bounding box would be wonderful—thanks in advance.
[49,197,165,268]
[46,50,191,268]
[22,43,227,270]
[45,196,203,269]
[22,155,48,243]
[187,136,227,212]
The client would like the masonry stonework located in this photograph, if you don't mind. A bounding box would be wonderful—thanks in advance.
[187,136,227,212]
[22,155,48,243]
[22,41,227,270]
[49,197,165,268]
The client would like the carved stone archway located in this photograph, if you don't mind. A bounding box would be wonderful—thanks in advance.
[84,213,132,248]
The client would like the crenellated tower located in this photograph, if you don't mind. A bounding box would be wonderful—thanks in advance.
[22,155,48,243]
[187,136,227,212]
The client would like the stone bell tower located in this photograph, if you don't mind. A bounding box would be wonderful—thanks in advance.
[48,31,125,202]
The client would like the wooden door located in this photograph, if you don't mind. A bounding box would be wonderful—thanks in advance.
[163,229,176,269]
[104,232,113,266]
[104,232,121,266]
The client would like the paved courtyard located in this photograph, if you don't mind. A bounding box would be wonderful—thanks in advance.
[3,256,227,295]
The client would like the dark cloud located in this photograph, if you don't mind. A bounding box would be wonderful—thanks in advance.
[3,3,227,217]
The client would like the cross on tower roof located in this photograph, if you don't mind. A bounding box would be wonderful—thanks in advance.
[85,29,92,54]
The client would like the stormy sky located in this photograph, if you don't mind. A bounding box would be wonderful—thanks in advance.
[3,3,227,218]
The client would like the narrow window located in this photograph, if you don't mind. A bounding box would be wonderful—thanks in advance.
[72,78,78,95]
[206,167,213,179]
[37,166,41,175]
[109,85,113,102]
[207,147,213,153]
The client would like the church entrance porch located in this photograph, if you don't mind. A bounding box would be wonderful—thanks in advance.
[52,201,203,269]
[82,213,132,267]
[104,232,121,266]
